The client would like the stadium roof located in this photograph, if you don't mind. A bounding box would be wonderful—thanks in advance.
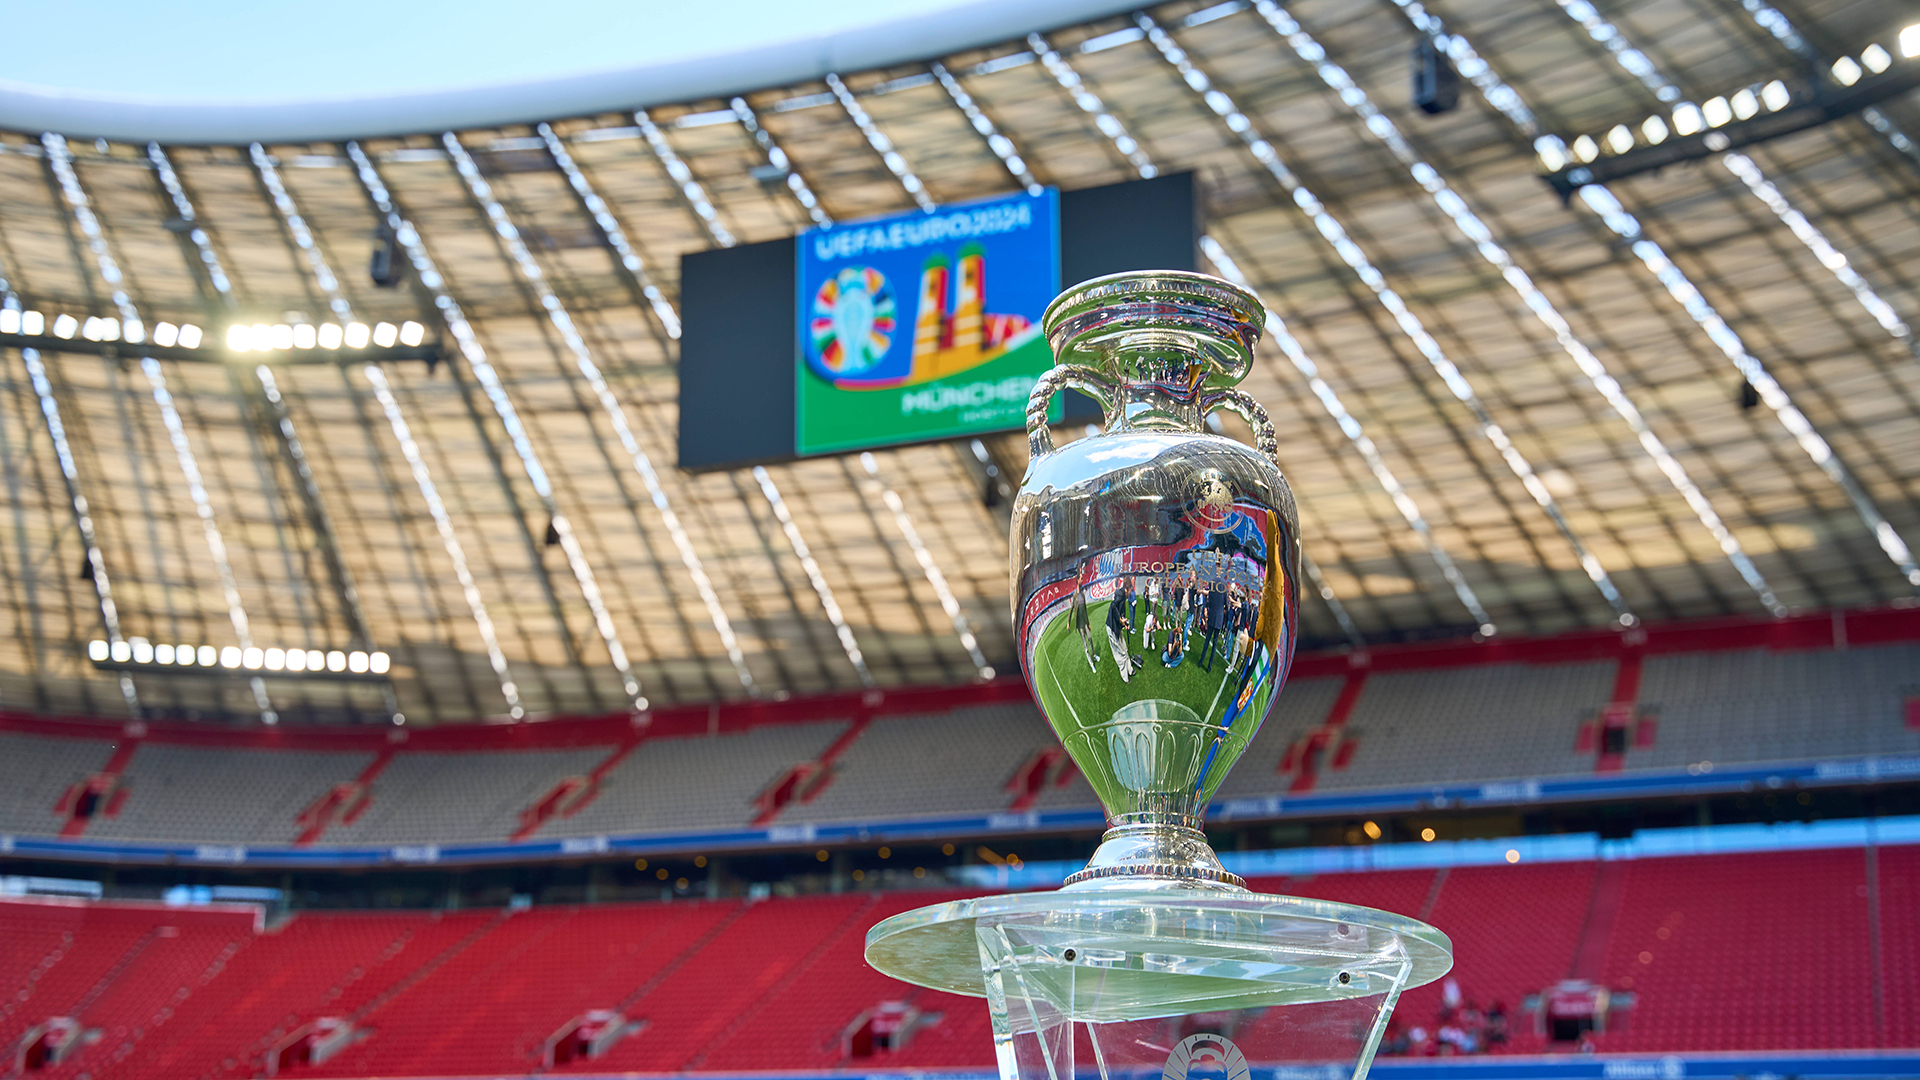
[0,0,1915,725]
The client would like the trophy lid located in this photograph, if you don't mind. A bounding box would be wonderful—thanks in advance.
[1041,270,1265,389]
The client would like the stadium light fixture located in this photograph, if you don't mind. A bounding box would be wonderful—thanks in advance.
[1903,23,1920,57]
[91,639,388,678]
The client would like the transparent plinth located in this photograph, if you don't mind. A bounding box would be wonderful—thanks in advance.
[867,890,1452,1080]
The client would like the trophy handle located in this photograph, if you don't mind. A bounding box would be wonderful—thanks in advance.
[1200,387,1280,464]
[1025,367,1118,460]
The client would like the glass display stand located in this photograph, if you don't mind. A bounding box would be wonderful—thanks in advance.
[867,890,1452,1080]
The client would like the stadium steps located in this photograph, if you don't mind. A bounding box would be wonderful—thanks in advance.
[4,845,1917,1074]
[510,736,641,840]
[180,913,475,1080]
[753,715,874,825]
[294,746,395,844]
[44,925,246,1079]
[56,737,141,838]
[1594,848,1880,1052]
[1879,844,1918,1044]
[591,894,868,1070]
[1569,859,1628,980]
[682,891,883,1069]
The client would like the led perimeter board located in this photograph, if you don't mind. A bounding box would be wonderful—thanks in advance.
[678,172,1198,471]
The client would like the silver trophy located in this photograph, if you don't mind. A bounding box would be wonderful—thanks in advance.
[1011,270,1297,891]
[868,271,1449,1080]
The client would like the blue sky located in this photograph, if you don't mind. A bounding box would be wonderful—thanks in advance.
[2,0,986,103]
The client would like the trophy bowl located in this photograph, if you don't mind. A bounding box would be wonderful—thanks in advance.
[1010,270,1300,890]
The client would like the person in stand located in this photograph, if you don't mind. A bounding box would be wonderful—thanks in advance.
[1199,580,1229,672]
[1104,584,1143,681]
[1224,590,1245,674]
[1161,619,1186,668]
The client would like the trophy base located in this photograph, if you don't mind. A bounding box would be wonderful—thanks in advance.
[866,889,1453,1080]
[1061,815,1246,891]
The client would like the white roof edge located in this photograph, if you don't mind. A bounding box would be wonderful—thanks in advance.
[0,0,1132,145]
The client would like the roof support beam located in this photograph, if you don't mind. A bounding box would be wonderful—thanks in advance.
[1390,0,1920,590]
[344,140,652,711]
[1025,30,1491,638]
[42,132,277,723]
[443,130,758,698]
[1246,3,1784,617]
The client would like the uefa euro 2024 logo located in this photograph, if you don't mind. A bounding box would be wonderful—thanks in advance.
[807,246,1036,391]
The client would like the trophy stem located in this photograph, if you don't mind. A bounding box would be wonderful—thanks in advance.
[1061,812,1246,891]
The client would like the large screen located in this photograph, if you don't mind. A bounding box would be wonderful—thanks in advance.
[679,172,1197,472]
[795,189,1060,456]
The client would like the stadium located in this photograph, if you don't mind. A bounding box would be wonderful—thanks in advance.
[0,0,1917,1077]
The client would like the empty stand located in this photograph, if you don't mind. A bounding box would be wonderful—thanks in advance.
[1323,661,1613,790]
[3,640,1918,852]
[546,720,848,837]
[322,749,605,845]
[1214,674,1343,801]
[1632,644,1920,770]
[85,745,373,845]
[1879,844,1918,1046]
[780,706,1058,823]
[3,843,1914,1077]
[0,734,114,838]
[1595,848,1880,1052]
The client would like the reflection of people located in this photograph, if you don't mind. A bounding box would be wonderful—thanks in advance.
[1161,621,1186,668]
[1143,602,1159,652]
[1199,582,1228,672]
[1104,591,1141,681]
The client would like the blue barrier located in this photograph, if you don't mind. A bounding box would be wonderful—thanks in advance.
[388,1054,1920,1080]
[1,752,1915,869]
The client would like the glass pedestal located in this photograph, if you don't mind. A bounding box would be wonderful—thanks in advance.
[867,890,1452,1080]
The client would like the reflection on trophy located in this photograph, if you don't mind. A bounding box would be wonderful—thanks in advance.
[868,271,1452,1080]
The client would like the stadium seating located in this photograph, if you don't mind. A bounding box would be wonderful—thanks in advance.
[1632,643,1920,769]
[541,720,848,837]
[2,639,1916,851]
[1319,662,1614,791]
[82,745,373,846]
[0,734,115,837]
[1592,849,1883,1051]
[3,844,1912,1077]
